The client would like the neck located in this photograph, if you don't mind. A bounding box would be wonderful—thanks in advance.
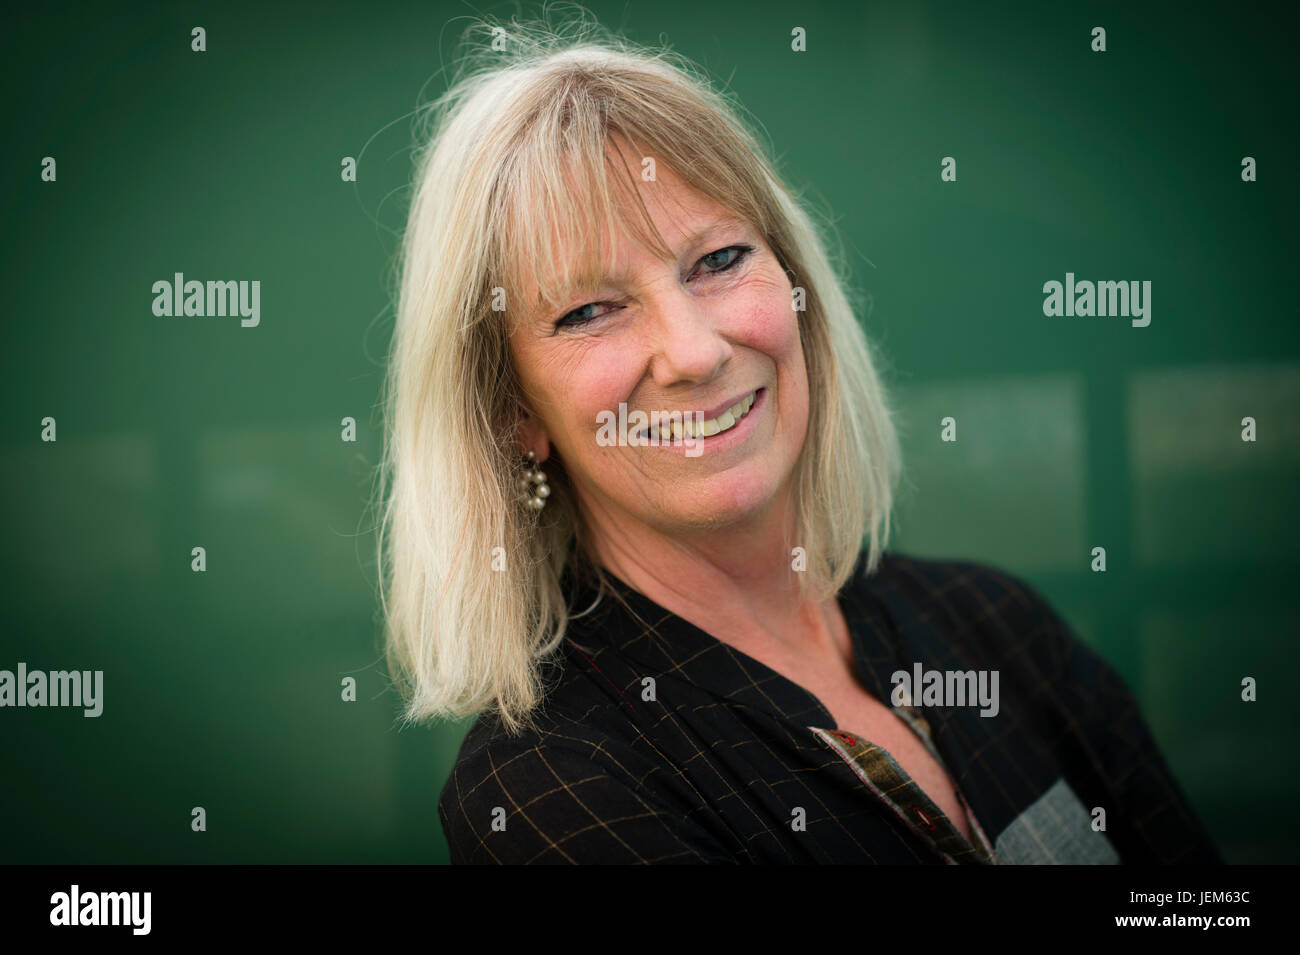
[580,480,837,661]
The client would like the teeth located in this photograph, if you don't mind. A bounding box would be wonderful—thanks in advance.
[642,390,758,441]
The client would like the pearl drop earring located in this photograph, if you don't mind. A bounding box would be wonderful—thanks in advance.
[519,449,550,511]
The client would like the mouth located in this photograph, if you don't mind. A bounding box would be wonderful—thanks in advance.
[635,388,763,442]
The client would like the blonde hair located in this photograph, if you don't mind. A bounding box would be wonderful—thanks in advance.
[373,9,903,735]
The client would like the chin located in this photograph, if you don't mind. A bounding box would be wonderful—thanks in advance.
[674,473,777,527]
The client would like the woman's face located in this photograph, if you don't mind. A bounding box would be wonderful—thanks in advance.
[509,159,810,546]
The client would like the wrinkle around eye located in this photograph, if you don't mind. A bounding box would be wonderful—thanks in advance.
[549,244,761,333]
[554,301,622,331]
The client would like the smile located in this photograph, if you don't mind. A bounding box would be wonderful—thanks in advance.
[636,389,760,442]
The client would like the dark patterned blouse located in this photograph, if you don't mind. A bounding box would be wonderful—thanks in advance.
[439,549,1222,864]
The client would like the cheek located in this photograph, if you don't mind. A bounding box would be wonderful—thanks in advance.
[732,279,800,359]
[517,336,627,433]
[575,369,629,444]
[545,348,639,453]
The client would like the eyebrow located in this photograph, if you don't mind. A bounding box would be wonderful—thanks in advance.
[535,212,753,314]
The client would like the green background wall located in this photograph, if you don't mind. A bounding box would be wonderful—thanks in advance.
[2,0,1295,863]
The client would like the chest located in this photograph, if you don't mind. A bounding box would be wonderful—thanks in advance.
[808,671,975,843]
[760,605,977,845]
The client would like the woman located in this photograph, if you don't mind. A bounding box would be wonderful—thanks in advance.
[375,16,1221,864]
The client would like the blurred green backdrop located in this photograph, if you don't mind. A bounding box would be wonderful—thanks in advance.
[2,0,1296,863]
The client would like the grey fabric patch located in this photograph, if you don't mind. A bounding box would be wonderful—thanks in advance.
[994,778,1120,864]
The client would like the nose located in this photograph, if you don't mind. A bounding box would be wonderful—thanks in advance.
[644,282,731,388]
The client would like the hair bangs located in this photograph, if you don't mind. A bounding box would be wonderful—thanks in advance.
[488,111,693,330]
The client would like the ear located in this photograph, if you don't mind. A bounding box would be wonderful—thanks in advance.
[514,409,551,465]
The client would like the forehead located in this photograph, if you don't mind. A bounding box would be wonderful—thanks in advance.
[506,153,752,323]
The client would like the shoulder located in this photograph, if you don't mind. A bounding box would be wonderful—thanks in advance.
[437,623,730,863]
[437,708,727,864]
[868,550,1056,623]
[863,550,1132,737]
[862,551,1094,684]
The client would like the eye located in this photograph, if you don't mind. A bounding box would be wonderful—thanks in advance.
[553,300,618,330]
[692,244,754,279]
[551,244,756,330]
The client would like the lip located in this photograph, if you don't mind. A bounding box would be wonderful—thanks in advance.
[635,387,760,440]
[696,389,759,423]
[639,386,766,453]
